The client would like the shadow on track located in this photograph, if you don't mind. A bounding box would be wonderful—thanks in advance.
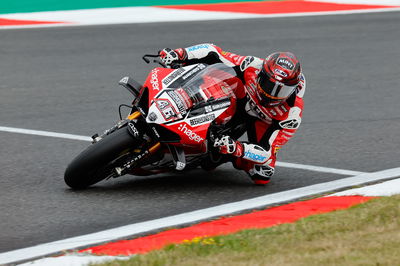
[63,166,256,194]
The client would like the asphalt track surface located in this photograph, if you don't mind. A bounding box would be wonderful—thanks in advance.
[1,11,399,253]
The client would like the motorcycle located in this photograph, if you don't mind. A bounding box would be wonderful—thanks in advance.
[64,55,245,189]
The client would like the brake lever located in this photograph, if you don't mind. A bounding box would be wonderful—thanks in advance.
[142,54,158,64]
[142,54,168,68]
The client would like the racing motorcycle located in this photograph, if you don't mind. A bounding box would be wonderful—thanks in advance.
[64,55,245,189]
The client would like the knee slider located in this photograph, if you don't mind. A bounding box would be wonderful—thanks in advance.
[241,143,270,164]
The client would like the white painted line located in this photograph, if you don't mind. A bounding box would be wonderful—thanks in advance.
[331,178,400,196]
[0,125,364,176]
[0,126,91,141]
[1,167,400,265]
[1,6,400,30]
[276,161,365,176]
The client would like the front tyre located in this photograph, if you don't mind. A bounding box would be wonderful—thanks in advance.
[64,127,138,189]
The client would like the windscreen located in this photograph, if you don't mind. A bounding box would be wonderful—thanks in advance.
[167,63,240,110]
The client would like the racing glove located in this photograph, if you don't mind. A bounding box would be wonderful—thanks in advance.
[213,135,244,157]
[158,48,187,68]
[214,135,271,165]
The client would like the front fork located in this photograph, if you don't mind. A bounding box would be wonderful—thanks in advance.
[114,142,161,176]
[92,110,162,177]
[117,110,162,176]
[91,110,148,143]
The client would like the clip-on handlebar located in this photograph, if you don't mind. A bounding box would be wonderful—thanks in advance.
[142,54,183,69]
[142,54,167,68]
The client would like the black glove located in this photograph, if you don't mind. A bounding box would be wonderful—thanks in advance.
[159,48,186,68]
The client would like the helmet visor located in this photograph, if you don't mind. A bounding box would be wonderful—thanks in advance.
[257,69,296,105]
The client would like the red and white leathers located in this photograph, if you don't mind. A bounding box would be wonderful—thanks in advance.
[165,44,306,185]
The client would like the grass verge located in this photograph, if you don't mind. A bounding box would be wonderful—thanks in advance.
[93,195,400,266]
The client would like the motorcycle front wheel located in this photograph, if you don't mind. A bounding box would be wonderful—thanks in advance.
[64,126,138,189]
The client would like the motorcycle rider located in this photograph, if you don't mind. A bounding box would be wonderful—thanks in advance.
[159,44,305,185]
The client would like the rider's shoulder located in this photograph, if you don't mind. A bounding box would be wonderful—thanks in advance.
[240,56,263,72]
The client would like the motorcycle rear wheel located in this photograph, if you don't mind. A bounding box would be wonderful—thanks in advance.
[64,127,138,189]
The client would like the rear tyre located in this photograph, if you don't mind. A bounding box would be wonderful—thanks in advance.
[64,127,138,189]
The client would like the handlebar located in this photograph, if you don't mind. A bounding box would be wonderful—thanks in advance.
[142,53,184,69]
[142,54,167,68]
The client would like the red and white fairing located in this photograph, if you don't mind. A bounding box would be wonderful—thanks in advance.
[142,63,240,154]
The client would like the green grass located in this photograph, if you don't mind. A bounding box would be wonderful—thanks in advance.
[93,195,400,266]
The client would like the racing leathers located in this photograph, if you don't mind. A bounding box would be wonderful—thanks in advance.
[160,44,306,185]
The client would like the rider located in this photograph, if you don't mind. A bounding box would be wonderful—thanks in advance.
[159,44,306,185]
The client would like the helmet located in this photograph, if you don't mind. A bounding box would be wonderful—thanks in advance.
[257,52,301,107]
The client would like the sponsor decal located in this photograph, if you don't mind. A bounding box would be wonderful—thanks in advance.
[189,113,216,126]
[187,44,210,52]
[258,165,274,177]
[178,123,204,143]
[128,122,139,138]
[269,108,278,116]
[280,104,288,113]
[155,99,177,121]
[182,64,206,80]
[162,107,176,120]
[240,56,255,71]
[163,68,185,85]
[211,100,230,111]
[148,112,158,121]
[151,126,160,138]
[150,69,160,91]
[175,88,192,109]
[276,58,294,70]
[244,151,266,162]
[247,95,267,121]
[274,68,288,77]
[167,91,187,116]
[156,99,170,110]
[221,52,243,64]
[246,83,257,96]
[279,119,300,129]
[121,150,150,169]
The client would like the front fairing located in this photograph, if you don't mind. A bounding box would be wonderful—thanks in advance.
[144,63,241,151]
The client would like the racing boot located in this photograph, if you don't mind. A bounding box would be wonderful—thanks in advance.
[248,164,274,185]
